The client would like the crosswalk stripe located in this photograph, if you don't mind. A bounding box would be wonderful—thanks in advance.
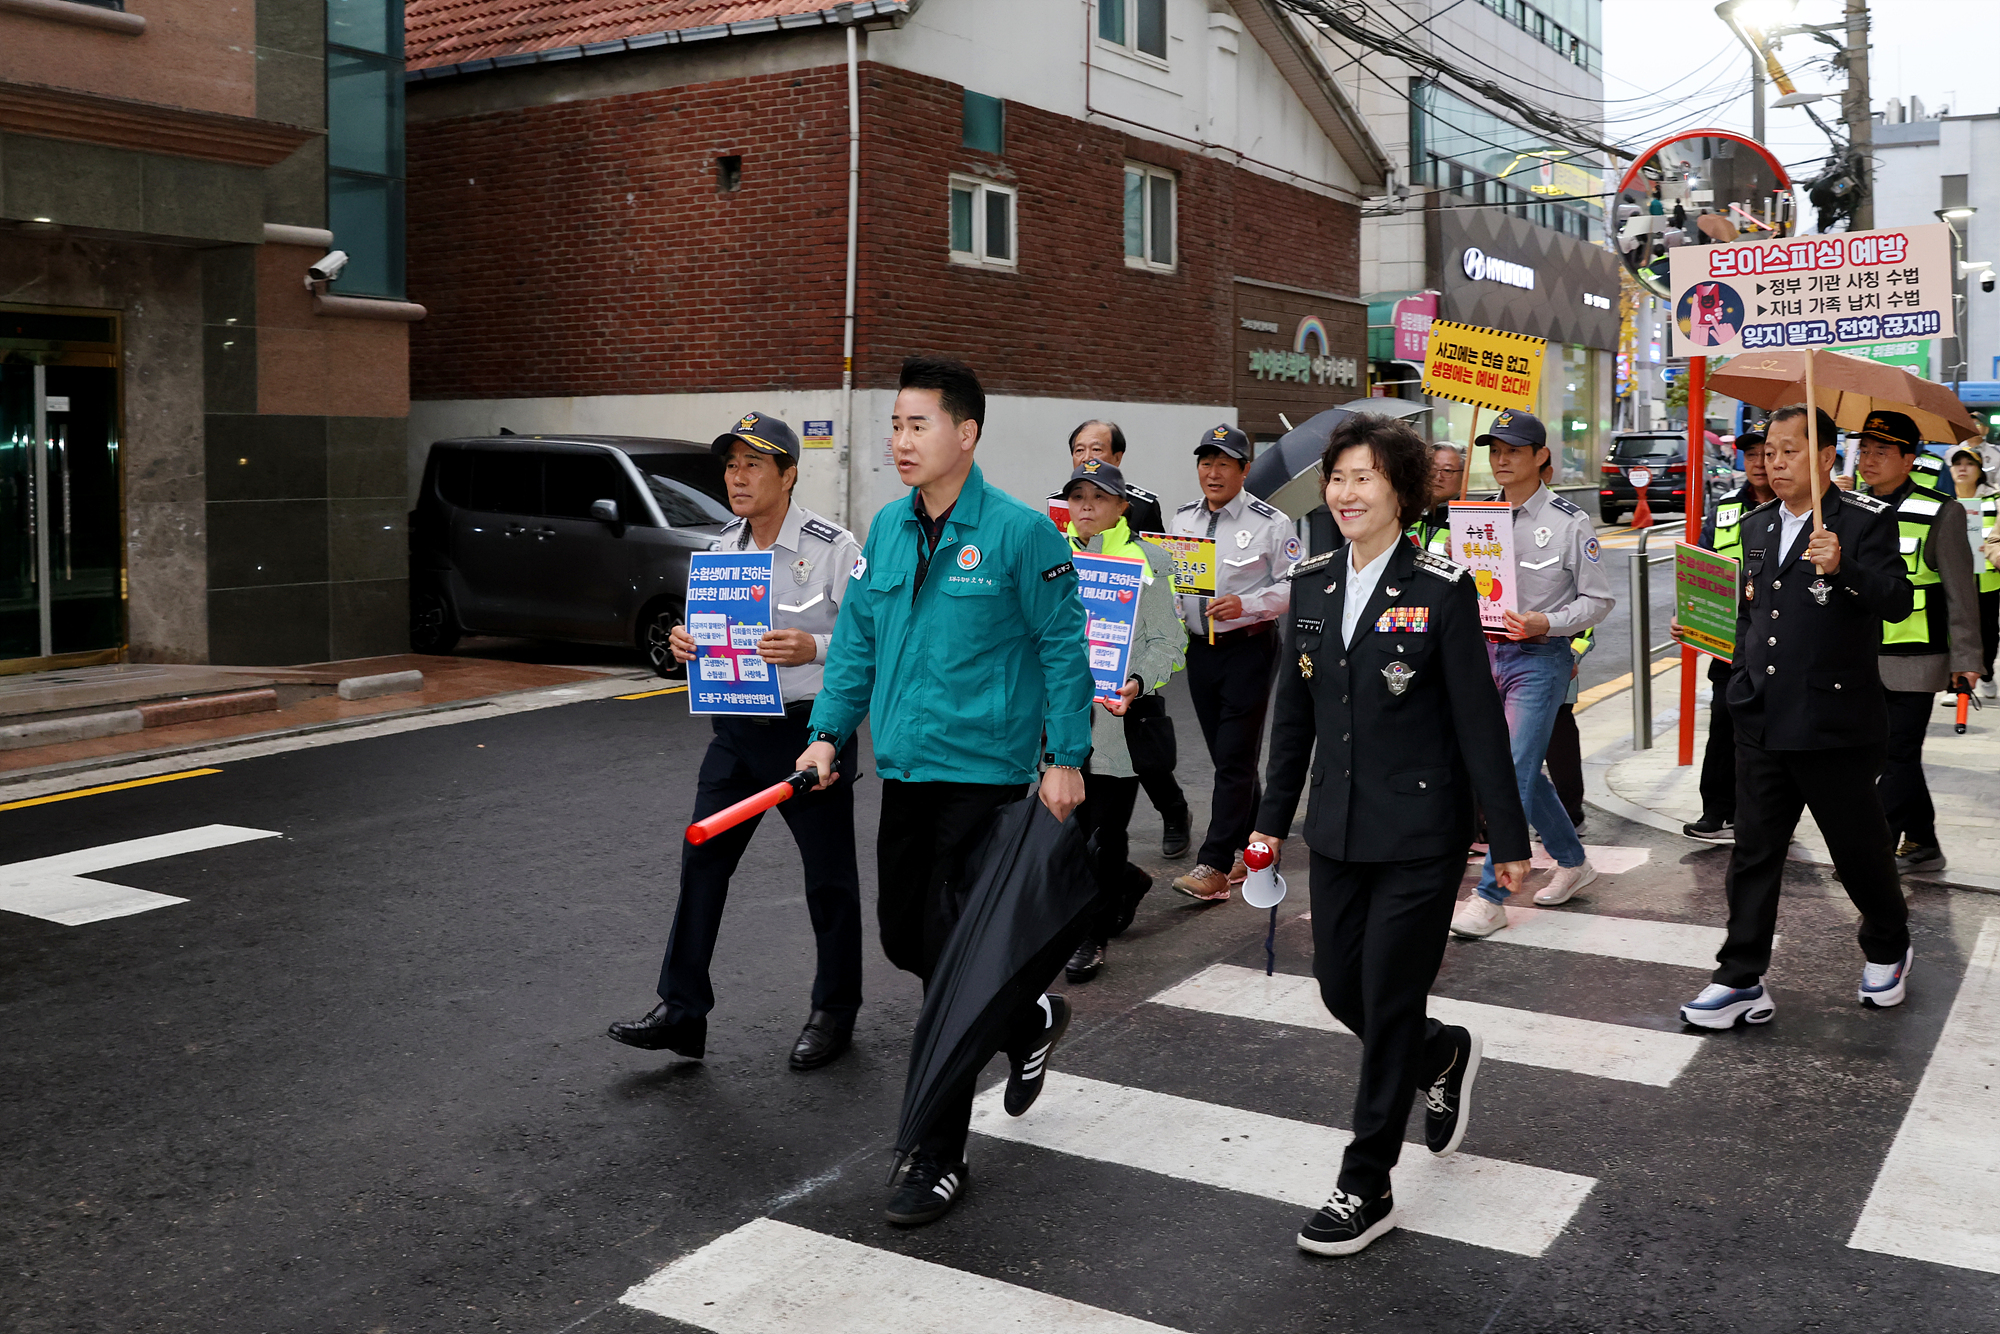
[969,1071,1595,1257]
[0,825,282,926]
[1488,904,1730,970]
[1151,964,1702,1088]
[621,1217,1184,1332]
[1848,918,2000,1275]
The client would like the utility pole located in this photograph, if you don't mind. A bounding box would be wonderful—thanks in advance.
[1751,49,1765,144]
[1845,0,1872,230]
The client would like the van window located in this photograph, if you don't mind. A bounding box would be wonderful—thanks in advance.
[544,451,625,520]
[433,449,472,506]
[637,455,734,528]
[466,450,543,515]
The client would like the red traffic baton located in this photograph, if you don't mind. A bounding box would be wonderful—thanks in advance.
[685,769,818,845]
[1956,690,1973,735]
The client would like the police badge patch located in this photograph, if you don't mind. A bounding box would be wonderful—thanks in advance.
[1382,661,1415,695]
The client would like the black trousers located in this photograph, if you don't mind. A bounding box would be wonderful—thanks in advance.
[1136,762,1187,821]
[1979,587,1998,680]
[658,712,863,1025]
[1545,703,1584,824]
[1880,688,1940,849]
[1714,737,1909,988]
[1078,768,1141,944]
[1185,628,1280,870]
[1697,667,1739,823]
[1309,849,1463,1201]
[877,778,1046,1164]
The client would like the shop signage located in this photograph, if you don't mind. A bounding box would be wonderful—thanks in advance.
[1667,223,1953,359]
[1233,281,1367,440]
[1462,247,1536,290]
[1420,318,1546,415]
[1392,292,1437,362]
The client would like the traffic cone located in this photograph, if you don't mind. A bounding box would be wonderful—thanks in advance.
[1631,473,1654,529]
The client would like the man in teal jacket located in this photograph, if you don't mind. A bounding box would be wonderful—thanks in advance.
[799,356,1093,1229]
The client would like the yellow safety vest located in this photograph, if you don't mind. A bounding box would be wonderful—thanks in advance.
[1712,500,1747,558]
[1883,482,1951,649]
[1974,494,2000,594]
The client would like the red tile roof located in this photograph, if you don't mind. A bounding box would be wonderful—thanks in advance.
[405,0,882,72]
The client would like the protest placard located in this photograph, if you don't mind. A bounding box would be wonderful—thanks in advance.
[1419,319,1546,415]
[1447,500,1518,634]
[1673,543,1740,661]
[1667,223,1953,360]
[1072,552,1147,701]
[685,551,785,717]
[1139,533,1216,597]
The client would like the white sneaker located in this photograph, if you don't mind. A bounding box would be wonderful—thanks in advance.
[1860,948,1913,1008]
[1679,979,1775,1029]
[1449,896,1508,939]
[1981,676,1997,700]
[1533,860,1599,906]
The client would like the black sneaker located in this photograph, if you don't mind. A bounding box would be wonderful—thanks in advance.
[1003,994,1071,1116]
[1160,806,1191,859]
[1895,843,1947,874]
[1682,816,1735,843]
[884,1154,968,1227]
[1296,1189,1396,1256]
[1110,864,1152,938]
[1422,1026,1482,1157]
[1064,940,1104,983]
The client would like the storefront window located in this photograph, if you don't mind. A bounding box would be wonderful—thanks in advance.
[1553,345,1597,480]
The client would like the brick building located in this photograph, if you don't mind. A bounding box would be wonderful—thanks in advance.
[1,0,422,671]
[402,0,1388,529]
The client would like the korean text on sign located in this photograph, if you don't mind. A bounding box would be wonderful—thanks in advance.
[685,551,785,717]
[1072,552,1146,701]
[1419,319,1546,415]
[1447,501,1518,635]
[1672,543,1740,662]
[1139,533,1217,597]
[1667,223,1953,359]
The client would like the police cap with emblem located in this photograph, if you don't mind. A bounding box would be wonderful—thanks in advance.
[1062,458,1129,500]
[712,410,800,465]
[1475,408,1547,451]
[1195,423,1252,462]
[1856,410,1920,454]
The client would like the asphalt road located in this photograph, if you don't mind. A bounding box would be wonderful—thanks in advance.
[6,684,1997,1332]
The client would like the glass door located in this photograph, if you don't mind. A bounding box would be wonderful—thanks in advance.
[0,363,36,660]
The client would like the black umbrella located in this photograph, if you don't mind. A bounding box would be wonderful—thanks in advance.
[891,798,1095,1168]
[1248,400,1436,520]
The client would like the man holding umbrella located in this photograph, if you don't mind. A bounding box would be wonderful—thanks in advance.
[798,356,1094,1228]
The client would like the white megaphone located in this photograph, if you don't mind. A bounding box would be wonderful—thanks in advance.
[1241,840,1287,909]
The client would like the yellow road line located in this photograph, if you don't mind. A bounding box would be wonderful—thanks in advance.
[1574,656,1681,714]
[0,767,223,813]
[617,685,689,700]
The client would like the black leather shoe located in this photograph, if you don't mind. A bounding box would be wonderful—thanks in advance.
[1160,806,1191,859]
[607,1002,704,1057]
[788,1010,853,1071]
[1064,940,1104,983]
[1110,864,1152,937]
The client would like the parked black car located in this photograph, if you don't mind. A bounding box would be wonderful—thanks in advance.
[1596,432,1740,524]
[408,435,733,675]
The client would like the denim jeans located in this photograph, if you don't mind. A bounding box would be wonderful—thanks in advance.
[1477,639,1587,903]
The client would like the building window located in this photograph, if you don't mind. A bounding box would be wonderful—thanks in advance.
[962,91,1005,155]
[326,0,406,299]
[949,176,1017,269]
[1098,0,1167,61]
[1123,163,1176,270]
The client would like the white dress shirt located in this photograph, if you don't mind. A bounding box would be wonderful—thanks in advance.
[1341,540,1396,647]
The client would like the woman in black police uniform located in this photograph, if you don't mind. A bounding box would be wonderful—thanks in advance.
[1248,414,1531,1259]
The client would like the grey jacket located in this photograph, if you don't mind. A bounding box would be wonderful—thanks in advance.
[1079,531,1186,778]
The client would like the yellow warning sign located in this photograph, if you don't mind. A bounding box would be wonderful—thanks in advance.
[1420,319,1546,415]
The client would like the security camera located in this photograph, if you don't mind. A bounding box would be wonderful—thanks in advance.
[307,249,349,284]
[1984,270,1996,294]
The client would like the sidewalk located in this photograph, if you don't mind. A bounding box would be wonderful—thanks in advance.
[0,655,655,788]
[1579,661,2000,895]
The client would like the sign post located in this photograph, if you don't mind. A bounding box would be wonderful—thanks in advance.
[1072,552,1147,702]
[685,551,786,718]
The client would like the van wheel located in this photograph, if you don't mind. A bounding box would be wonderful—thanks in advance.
[640,604,686,679]
[410,589,461,655]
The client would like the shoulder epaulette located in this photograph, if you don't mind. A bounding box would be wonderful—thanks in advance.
[1841,491,1891,514]
[1548,494,1584,518]
[1127,483,1159,503]
[800,516,845,544]
[1287,551,1337,579]
[720,516,745,532]
[1746,497,1781,518]
[1246,497,1280,520]
[1176,499,1202,512]
[1487,491,1505,503]
[1414,549,1464,583]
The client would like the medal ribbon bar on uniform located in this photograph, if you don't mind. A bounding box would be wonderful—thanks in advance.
[1373,606,1430,634]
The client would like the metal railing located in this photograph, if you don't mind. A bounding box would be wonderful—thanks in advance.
[1627,528,1679,750]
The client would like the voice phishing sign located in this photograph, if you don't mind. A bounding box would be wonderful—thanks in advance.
[1420,319,1546,415]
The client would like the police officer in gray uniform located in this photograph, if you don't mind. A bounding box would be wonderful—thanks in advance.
[609,412,867,1071]
[1448,409,1616,939]
[1168,423,1302,901]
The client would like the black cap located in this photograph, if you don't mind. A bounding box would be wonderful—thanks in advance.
[1476,408,1547,451]
[1063,458,1129,500]
[1195,422,1252,461]
[1948,443,1983,467]
[1856,410,1920,453]
[712,410,800,464]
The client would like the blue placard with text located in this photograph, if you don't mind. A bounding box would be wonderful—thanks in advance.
[1072,552,1147,701]
[685,551,785,717]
